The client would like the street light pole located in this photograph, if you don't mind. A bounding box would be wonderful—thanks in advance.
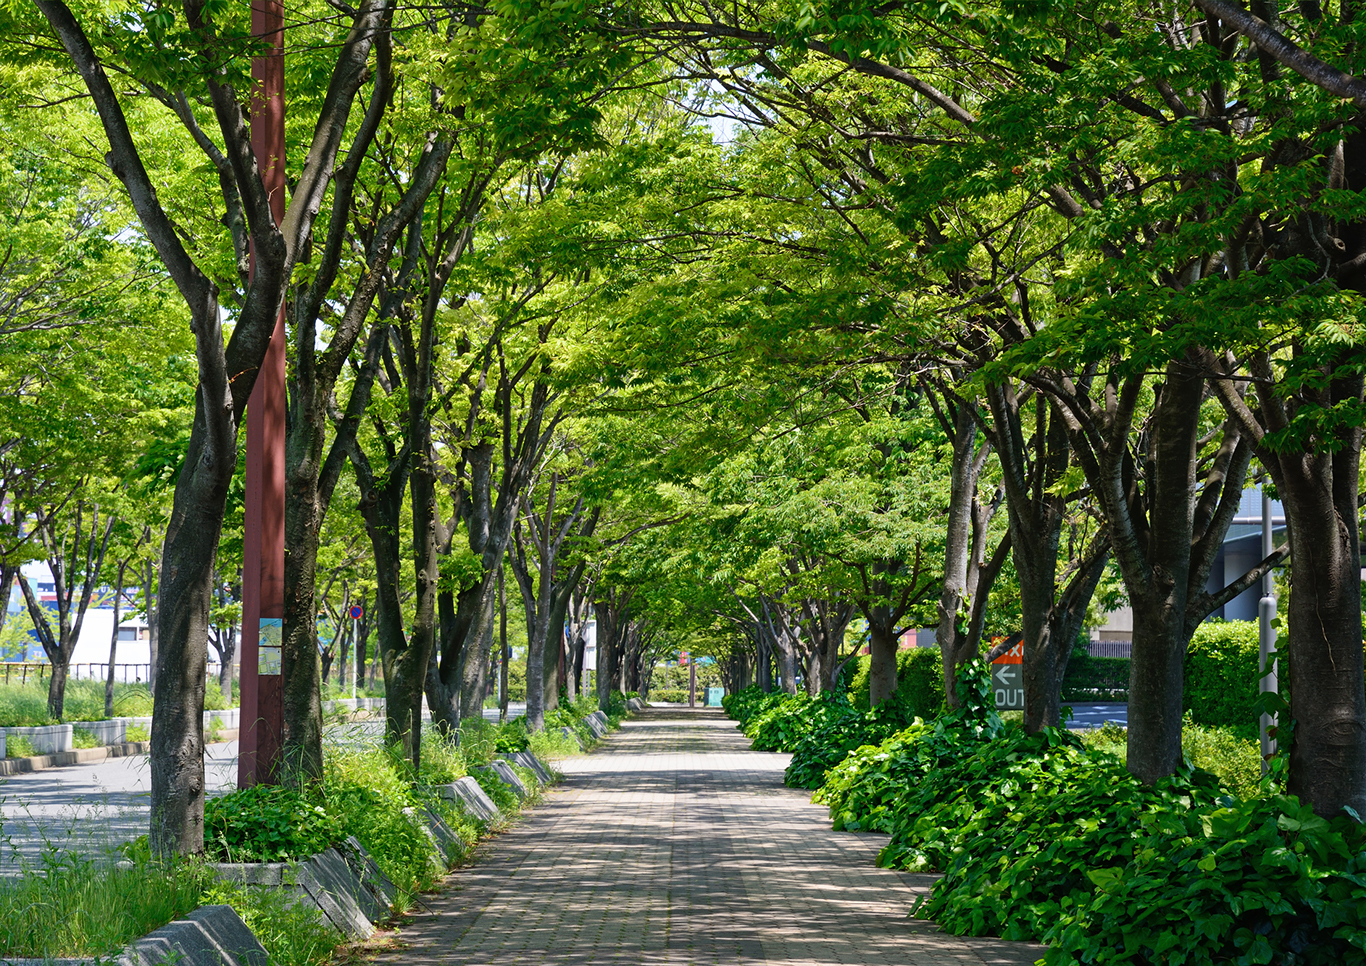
[1258,487,1279,772]
[238,0,287,789]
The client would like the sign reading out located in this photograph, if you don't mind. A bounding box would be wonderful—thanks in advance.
[991,641,1024,710]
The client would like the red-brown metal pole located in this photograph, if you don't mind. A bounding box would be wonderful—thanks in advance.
[239,0,286,788]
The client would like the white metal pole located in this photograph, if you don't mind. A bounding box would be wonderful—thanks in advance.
[351,617,358,700]
[1258,487,1279,771]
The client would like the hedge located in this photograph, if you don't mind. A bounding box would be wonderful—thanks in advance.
[1184,620,1263,735]
[847,647,944,714]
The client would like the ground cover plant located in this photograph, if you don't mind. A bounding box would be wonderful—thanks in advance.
[743,662,1366,964]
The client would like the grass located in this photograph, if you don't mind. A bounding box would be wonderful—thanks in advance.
[0,677,238,728]
[0,857,208,959]
[71,727,99,749]
[7,735,35,758]
[1079,717,1264,797]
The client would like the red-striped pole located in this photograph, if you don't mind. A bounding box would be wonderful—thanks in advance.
[239,0,286,788]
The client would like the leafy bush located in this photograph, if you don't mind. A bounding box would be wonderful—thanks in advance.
[721,686,786,727]
[743,692,815,751]
[1080,717,1263,798]
[6,736,35,758]
[815,662,1366,964]
[494,717,529,752]
[204,785,338,862]
[847,647,944,713]
[652,688,687,703]
[125,724,149,742]
[784,691,921,790]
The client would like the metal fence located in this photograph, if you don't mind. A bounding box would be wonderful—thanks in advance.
[1085,641,1132,659]
[0,662,230,686]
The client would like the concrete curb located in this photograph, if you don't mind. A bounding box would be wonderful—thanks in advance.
[0,728,240,777]
[0,741,152,776]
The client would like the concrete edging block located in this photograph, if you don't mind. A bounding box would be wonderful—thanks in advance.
[339,835,397,917]
[297,849,374,940]
[581,715,606,739]
[440,776,501,824]
[503,751,553,785]
[487,759,530,800]
[121,905,267,966]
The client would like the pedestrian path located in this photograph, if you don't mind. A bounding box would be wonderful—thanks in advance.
[375,708,1043,966]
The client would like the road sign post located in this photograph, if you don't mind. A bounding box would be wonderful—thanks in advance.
[348,604,363,700]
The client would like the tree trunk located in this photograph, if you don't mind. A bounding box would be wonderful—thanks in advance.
[106,562,125,718]
[220,625,236,701]
[935,401,987,708]
[867,616,897,707]
[1279,440,1366,816]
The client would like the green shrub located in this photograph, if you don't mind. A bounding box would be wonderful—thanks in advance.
[784,691,922,790]
[7,736,35,758]
[652,688,687,702]
[70,727,99,749]
[815,662,1366,964]
[847,647,944,713]
[721,686,785,727]
[1185,619,1262,734]
[1081,717,1264,799]
[204,785,339,862]
[125,724,149,742]
[493,718,529,752]
[1059,651,1129,700]
[744,692,814,751]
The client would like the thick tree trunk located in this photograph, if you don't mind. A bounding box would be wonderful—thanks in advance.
[1280,444,1366,816]
[280,419,325,782]
[1122,366,1200,784]
[867,617,897,707]
[935,404,984,709]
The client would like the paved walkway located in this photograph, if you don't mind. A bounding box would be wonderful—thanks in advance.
[376,708,1043,966]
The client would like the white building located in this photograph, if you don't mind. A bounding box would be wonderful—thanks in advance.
[9,561,151,678]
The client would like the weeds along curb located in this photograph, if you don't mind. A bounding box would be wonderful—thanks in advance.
[0,904,268,966]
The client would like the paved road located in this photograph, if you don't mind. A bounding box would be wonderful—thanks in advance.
[0,705,525,867]
[373,708,1043,966]
[1064,702,1127,729]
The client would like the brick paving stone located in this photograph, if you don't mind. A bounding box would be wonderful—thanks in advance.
[375,709,1044,966]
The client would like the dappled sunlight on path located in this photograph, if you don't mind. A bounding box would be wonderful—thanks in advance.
[373,708,1042,966]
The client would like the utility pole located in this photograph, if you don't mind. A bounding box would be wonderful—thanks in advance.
[238,0,286,789]
[1258,487,1279,772]
[498,566,509,723]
